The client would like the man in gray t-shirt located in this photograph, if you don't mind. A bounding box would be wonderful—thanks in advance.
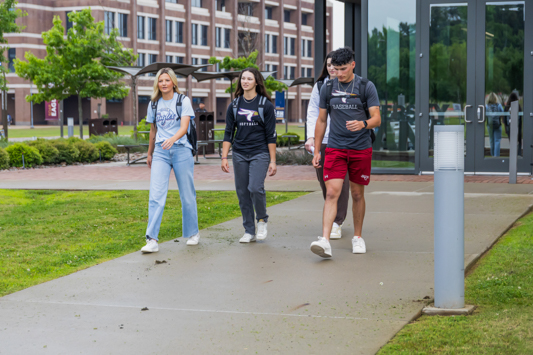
[310,47,381,259]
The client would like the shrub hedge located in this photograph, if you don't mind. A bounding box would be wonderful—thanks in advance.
[5,143,43,168]
[0,148,9,169]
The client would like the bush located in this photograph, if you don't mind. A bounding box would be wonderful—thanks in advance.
[276,150,313,165]
[88,132,149,153]
[0,147,9,169]
[50,139,80,164]
[276,132,301,147]
[71,140,99,163]
[5,143,43,168]
[94,141,118,160]
[135,118,151,140]
[27,139,60,164]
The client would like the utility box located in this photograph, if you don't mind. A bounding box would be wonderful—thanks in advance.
[194,112,215,154]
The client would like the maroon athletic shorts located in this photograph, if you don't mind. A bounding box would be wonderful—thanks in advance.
[323,147,372,185]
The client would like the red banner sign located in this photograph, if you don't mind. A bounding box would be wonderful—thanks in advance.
[45,99,59,120]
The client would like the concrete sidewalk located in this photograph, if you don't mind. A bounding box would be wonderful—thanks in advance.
[1,181,532,354]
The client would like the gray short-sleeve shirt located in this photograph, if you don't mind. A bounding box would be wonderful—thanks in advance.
[319,75,380,150]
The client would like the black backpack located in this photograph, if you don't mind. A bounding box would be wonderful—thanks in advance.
[151,94,198,156]
[232,95,269,125]
[325,77,376,143]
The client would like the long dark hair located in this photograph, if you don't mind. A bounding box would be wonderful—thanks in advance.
[234,67,271,100]
[505,92,521,111]
[316,51,335,83]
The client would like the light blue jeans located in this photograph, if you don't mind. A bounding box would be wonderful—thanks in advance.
[145,143,199,241]
[488,124,502,157]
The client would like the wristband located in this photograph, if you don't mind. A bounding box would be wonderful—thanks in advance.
[270,161,276,163]
[221,157,228,160]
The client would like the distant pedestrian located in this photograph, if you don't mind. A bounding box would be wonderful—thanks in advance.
[7,114,12,126]
[141,67,200,254]
[311,47,381,258]
[195,102,207,113]
[306,51,349,240]
[221,67,277,243]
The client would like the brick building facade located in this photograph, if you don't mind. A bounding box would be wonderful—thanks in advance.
[2,0,333,126]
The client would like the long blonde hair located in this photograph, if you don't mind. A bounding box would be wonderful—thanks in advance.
[485,92,501,105]
[151,68,181,102]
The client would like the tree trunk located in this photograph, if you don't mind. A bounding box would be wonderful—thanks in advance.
[78,94,83,139]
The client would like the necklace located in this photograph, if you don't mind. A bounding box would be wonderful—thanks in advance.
[243,94,258,103]
[338,79,355,95]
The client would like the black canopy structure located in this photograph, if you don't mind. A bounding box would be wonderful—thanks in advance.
[107,63,211,139]
[276,77,315,134]
[190,71,242,99]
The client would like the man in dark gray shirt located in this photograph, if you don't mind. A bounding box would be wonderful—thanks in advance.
[311,47,381,258]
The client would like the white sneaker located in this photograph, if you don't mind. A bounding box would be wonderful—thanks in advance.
[352,236,366,254]
[330,222,343,239]
[186,233,200,246]
[310,236,332,258]
[256,220,268,240]
[141,238,159,253]
[239,233,256,243]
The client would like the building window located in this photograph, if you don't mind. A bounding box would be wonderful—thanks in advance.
[302,13,308,25]
[118,13,128,37]
[301,39,312,57]
[8,48,16,72]
[239,2,254,16]
[288,66,295,79]
[192,24,198,45]
[224,28,231,48]
[66,11,74,32]
[175,22,183,43]
[149,54,157,64]
[166,20,172,42]
[284,10,291,22]
[265,6,273,20]
[201,25,208,46]
[176,56,184,64]
[166,0,177,3]
[192,58,199,65]
[307,68,312,77]
[166,55,173,63]
[216,0,225,12]
[201,58,209,71]
[307,40,312,57]
[216,27,221,48]
[148,18,157,40]
[284,37,295,55]
[191,0,202,8]
[104,12,115,35]
[137,16,145,39]
[265,34,270,53]
[137,53,145,67]
[272,35,277,53]
[272,65,278,78]
[301,39,305,57]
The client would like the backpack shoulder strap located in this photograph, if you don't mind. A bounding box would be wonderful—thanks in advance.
[175,93,184,119]
[257,96,268,123]
[325,79,334,114]
[316,80,324,94]
[359,77,370,119]
[232,96,240,120]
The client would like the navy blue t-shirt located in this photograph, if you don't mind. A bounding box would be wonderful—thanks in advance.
[223,96,277,155]
[319,75,380,150]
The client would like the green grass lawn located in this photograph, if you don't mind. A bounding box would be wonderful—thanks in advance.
[7,125,133,139]
[0,189,306,297]
[378,211,533,355]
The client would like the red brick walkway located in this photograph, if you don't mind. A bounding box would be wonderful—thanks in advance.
[1,163,531,184]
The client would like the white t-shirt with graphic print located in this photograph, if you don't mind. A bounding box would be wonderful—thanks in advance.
[146,93,196,150]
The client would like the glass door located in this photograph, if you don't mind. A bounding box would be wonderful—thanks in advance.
[474,1,530,173]
[419,1,477,172]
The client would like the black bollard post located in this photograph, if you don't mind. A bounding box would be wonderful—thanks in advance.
[22,153,25,169]
[99,149,102,163]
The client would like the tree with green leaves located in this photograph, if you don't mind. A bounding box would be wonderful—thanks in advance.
[209,50,287,96]
[0,0,26,140]
[15,9,136,138]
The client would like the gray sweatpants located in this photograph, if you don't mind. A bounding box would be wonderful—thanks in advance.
[232,151,270,235]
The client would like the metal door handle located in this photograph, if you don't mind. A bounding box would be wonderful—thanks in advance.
[478,105,485,123]
[464,104,472,123]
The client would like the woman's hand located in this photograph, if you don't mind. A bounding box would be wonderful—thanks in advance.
[161,137,176,150]
[304,137,315,154]
[221,158,230,173]
[268,162,277,176]
[147,154,153,168]
[312,153,322,169]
